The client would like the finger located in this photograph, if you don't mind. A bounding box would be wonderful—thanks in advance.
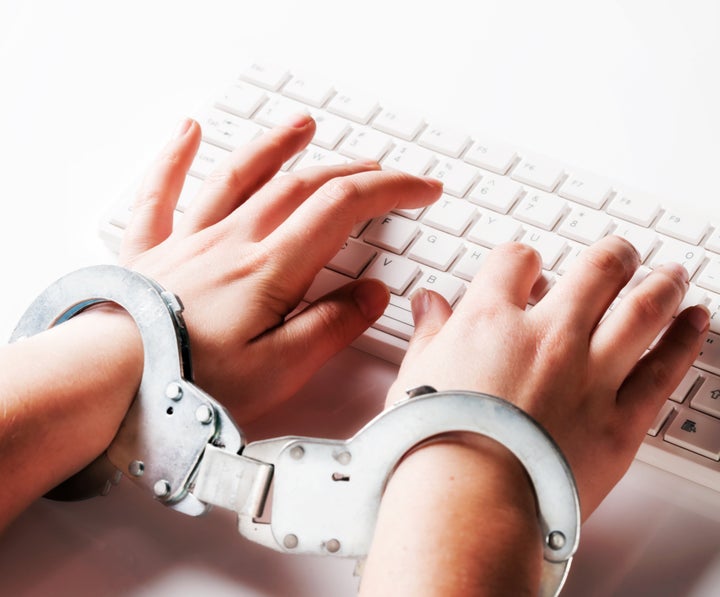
[179,113,315,234]
[589,263,689,387]
[532,235,640,334]
[455,242,542,315]
[120,118,201,262]
[404,288,453,360]
[257,279,390,400]
[261,169,443,300]
[234,159,381,241]
[617,305,709,434]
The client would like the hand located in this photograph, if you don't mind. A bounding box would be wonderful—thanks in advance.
[386,237,709,519]
[119,114,442,423]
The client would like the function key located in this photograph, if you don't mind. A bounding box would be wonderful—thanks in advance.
[240,62,291,91]
[464,140,518,174]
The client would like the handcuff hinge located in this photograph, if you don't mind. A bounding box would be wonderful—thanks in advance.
[193,444,273,519]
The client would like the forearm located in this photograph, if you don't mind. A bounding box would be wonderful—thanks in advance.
[360,435,542,596]
[0,309,142,529]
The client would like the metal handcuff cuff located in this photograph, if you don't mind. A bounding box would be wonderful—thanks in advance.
[11,265,581,596]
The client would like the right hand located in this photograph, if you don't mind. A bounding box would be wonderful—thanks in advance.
[387,237,709,519]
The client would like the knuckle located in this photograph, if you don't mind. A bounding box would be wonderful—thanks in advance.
[320,177,361,205]
[585,244,635,280]
[310,299,353,347]
[629,289,671,322]
[203,166,243,194]
[271,173,309,198]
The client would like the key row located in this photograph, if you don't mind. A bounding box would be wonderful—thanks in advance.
[201,93,720,252]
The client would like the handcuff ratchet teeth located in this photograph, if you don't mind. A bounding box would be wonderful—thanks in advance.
[11,265,580,597]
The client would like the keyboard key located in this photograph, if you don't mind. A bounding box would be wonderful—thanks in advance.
[408,229,464,271]
[177,175,204,212]
[464,140,518,174]
[614,221,659,261]
[393,206,425,220]
[240,62,291,91]
[292,147,348,170]
[606,192,661,227]
[428,159,479,197]
[510,157,565,192]
[468,174,524,214]
[254,95,307,128]
[215,83,267,118]
[528,270,556,305]
[558,173,613,209]
[670,368,702,403]
[521,229,568,270]
[327,91,380,124]
[468,209,524,248]
[311,110,352,149]
[410,270,466,306]
[327,240,377,278]
[697,331,720,375]
[338,126,394,162]
[698,258,720,294]
[372,107,425,140]
[708,296,720,335]
[423,195,476,236]
[200,108,263,151]
[648,401,675,437]
[513,190,567,231]
[557,207,614,245]
[675,283,710,316]
[382,142,436,176]
[664,409,720,460]
[374,311,414,341]
[363,253,420,294]
[690,375,720,418]
[305,268,352,302]
[453,243,491,281]
[282,75,335,107]
[650,238,705,278]
[364,215,419,254]
[706,228,720,253]
[189,142,230,179]
[417,125,471,158]
[656,209,711,245]
[557,242,585,275]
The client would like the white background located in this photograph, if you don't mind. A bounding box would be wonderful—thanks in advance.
[0,1,718,595]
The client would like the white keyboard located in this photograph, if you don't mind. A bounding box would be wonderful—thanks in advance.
[100,62,720,494]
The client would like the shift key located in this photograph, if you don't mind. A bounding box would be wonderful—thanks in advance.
[665,409,720,460]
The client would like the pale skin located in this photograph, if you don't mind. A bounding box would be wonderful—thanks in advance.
[0,114,710,595]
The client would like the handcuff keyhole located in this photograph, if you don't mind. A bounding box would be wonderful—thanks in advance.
[332,472,350,482]
[166,406,174,415]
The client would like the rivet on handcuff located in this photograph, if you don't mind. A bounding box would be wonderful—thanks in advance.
[10,265,580,597]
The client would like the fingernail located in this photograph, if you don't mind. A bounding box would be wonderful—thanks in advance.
[685,305,710,333]
[353,158,381,169]
[172,117,193,139]
[410,287,431,322]
[353,280,389,321]
[422,176,443,190]
[280,111,312,128]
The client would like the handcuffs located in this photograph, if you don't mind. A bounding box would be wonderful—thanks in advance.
[11,265,580,596]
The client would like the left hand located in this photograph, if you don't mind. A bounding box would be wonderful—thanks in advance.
[119,114,442,423]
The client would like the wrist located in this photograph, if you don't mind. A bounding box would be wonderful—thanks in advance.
[361,432,542,596]
[0,305,142,525]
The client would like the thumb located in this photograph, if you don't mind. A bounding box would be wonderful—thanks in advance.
[405,287,453,360]
[260,278,390,395]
